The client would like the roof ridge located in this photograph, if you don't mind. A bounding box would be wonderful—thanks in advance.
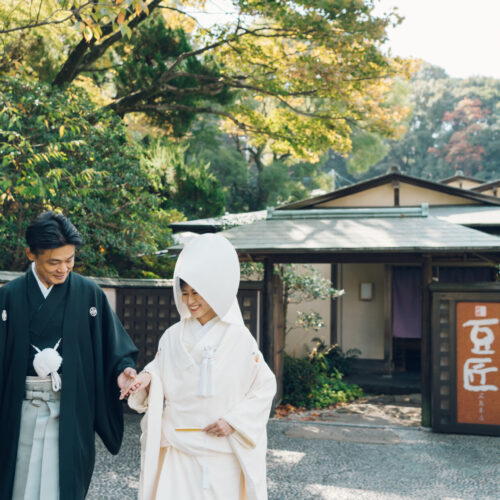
[268,204,429,220]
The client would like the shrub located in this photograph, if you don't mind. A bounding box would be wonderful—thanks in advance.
[309,338,361,376]
[282,353,363,409]
[308,372,363,409]
[282,353,317,407]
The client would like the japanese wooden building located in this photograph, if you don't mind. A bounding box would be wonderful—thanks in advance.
[172,171,500,427]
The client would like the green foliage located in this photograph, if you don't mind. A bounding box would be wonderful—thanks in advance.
[282,353,318,407]
[278,264,342,304]
[141,139,225,220]
[186,117,255,212]
[275,264,344,334]
[296,311,325,332]
[309,372,363,409]
[216,0,415,161]
[288,159,334,196]
[282,352,363,409]
[240,262,265,281]
[257,160,311,208]
[347,131,391,173]
[309,339,361,377]
[2,0,414,162]
[362,63,500,181]
[0,0,150,47]
[187,116,335,211]
[0,75,178,277]
[113,14,234,135]
[0,0,79,81]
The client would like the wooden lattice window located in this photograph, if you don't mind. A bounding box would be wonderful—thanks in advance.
[237,289,262,345]
[432,296,454,428]
[117,285,263,370]
[117,288,179,370]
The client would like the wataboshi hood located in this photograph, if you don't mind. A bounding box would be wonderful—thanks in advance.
[173,234,244,326]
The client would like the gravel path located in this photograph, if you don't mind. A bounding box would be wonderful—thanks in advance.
[277,394,422,428]
[88,407,500,500]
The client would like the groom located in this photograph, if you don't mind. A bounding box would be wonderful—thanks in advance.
[0,211,138,500]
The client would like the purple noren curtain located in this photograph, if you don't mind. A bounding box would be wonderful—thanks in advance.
[393,267,422,339]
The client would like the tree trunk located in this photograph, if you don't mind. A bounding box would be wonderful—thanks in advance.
[52,39,91,86]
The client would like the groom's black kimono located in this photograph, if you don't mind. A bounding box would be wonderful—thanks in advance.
[0,270,138,500]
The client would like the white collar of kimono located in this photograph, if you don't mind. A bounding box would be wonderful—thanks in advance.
[31,262,53,299]
[173,234,244,326]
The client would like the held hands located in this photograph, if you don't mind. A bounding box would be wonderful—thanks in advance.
[203,419,234,437]
[117,367,137,397]
[119,370,151,400]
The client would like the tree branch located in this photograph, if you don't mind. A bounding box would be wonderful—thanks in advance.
[112,102,272,136]
[0,6,82,34]
[164,31,240,74]
[275,96,345,121]
[52,0,163,86]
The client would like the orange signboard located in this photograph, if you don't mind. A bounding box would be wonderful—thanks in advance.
[457,302,500,425]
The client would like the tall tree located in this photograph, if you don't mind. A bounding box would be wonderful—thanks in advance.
[429,98,489,176]
[0,75,178,277]
[1,0,414,161]
[361,64,500,182]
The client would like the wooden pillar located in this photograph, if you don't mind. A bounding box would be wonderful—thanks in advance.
[384,264,393,374]
[263,259,284,404]
[392,178,400,206]
[330,264,338,345]
[421,255,433,427]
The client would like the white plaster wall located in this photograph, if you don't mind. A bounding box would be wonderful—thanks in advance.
[102,287,117,312]
[479,187,499,197]
[317,184,394,207]
[315,182,478,208]
[399,184,476,206]
[284,263,332,357]
[338,263,385,359]
[445,179,483,189]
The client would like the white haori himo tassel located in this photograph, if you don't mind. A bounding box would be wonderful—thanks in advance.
[32,339,62,392]
[202,464,210,489]
[198,346,216,397]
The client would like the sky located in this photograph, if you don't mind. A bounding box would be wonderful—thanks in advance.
[194,0,500,80]
[372,0,500,79]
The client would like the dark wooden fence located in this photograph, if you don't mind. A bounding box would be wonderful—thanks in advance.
[116,282,264,370]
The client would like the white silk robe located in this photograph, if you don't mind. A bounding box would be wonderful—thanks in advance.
[129,317,276,500]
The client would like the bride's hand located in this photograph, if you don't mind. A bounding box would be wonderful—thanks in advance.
[119,371,151,400]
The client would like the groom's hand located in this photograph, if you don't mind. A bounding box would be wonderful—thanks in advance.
[117,367,137,397]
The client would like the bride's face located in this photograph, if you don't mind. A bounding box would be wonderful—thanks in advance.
[181,283,216,325]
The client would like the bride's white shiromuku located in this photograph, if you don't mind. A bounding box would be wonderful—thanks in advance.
[129,234,276,500]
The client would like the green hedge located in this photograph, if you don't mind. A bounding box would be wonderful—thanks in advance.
[282,352,363,409]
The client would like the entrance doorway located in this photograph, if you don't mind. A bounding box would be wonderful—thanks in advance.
[391,265,496,374]
[393,338,421,372]
[392,266,422,373]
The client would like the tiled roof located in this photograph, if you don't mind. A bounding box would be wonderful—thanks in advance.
[219,214,500,254]
[472,179,500,192]
[429,205,500,226]
[440,174,484,185]
[169,211,267,233]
